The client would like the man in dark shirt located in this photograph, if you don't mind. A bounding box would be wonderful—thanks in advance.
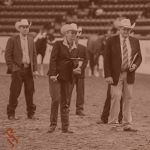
[68,27,88,116]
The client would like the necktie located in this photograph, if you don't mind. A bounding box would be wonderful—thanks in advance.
[122,39,128,70]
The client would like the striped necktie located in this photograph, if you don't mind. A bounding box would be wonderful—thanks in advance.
[122,39,128,71]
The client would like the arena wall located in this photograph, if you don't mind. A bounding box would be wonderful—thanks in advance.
[0,36,150,75]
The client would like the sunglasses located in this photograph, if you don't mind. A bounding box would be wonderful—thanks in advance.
[70,31,77,34]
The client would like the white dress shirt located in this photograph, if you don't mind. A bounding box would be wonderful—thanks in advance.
[19,34,30,64]
[119,34,132,68]
[63,37,77,52]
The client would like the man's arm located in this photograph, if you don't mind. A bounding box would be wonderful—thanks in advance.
[33,40,38,72]
[134,39,142,68]
[104,38,111,78]
[48,41,59,76]
[5,38,14,72]
[129,39,142,72]
[80,46,88,71]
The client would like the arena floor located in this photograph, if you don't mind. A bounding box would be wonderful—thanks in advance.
[0,63,150,150]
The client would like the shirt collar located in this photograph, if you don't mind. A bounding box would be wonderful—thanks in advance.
[119,34,129,42]
[63,37,77,49]
[19,33,27,40]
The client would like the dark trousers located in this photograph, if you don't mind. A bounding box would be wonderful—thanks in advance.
[88,51,99,75]
[101,84,123,123]
[7,67,36,117]
[49,78,70,131]
[68,75,84,113]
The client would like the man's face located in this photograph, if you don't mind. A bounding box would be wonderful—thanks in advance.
[119,27,131,38]
[19,25,29,36]
[42,30,47,38]
[66,30,77,41]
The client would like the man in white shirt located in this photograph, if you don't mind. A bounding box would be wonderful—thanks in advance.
[5,19,38,120]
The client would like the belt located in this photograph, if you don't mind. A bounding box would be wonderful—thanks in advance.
[21,63,29,68]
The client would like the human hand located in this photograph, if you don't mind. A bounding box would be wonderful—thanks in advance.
[105,77,113,84]
[50,74,59,82]
[73,68,81,74]
[33,71,39,79]
[129,64,137,72]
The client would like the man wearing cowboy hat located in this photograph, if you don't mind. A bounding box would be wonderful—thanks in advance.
[5,19,38,120]
[97,24,123,125]
[97,17,137,125]
[68,26,88,116]
[47,23,80,133]
[104,18,142,131]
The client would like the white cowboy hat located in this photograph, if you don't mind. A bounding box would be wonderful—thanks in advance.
[119,19,135,29]
[114,17,126,29]
[15,19,31,31]
[60,23,78,36]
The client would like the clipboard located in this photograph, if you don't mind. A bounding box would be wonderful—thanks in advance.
[130,53,138,68]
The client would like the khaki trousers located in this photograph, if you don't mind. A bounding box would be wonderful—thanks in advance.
[109,72,133,128]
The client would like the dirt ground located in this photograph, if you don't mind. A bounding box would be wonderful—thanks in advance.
[0,63,150,150]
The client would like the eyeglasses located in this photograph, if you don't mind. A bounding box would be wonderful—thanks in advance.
[70,31,77,35]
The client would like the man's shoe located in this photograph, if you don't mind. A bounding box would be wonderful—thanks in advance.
[123,127,138,132]
[47,126,56,133]
[8,116,19,120]
[62,130,73,133]
[96,120,108,124]
[28,115,39,120]
[76,111,85,116]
